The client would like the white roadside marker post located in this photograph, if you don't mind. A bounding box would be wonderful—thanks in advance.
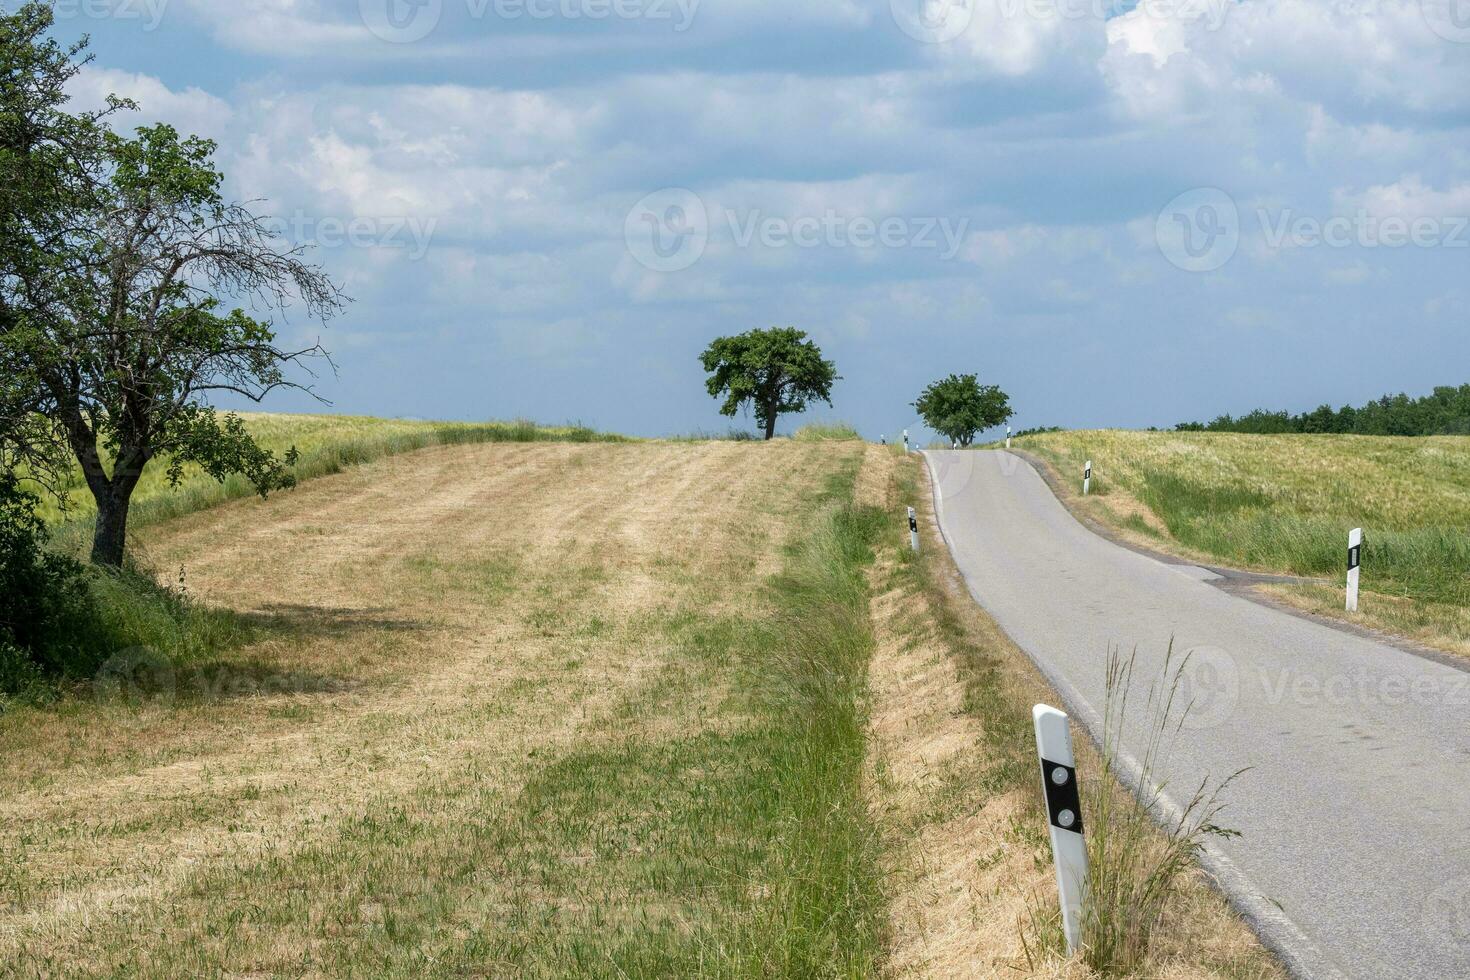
[1033,704,1088,956]
[903,429,910,454]
[1006,425,1012,450]
[952,439,958,450]
[880,434,886,445]
[908,507,919,553]
[1083,460,1092,496]
[1346,527,1363,612]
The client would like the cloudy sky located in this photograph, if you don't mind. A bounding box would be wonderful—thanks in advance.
[48,0,1470,439]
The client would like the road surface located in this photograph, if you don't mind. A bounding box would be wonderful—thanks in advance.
[924,449,1470,980]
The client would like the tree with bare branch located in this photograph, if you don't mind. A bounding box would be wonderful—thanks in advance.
[1,5,347,565]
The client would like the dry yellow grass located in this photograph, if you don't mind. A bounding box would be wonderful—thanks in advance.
[0,439,859,975]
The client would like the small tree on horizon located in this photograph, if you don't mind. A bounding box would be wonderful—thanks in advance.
[912,373,1013,447]
[699,327,838,440]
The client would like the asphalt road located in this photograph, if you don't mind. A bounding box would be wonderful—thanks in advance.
[923,449,1470,980]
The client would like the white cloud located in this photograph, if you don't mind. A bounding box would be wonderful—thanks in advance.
[68,67,233,141]
[1343,175,1470,220]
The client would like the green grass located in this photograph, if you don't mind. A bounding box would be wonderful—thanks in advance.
[1016,430,1470,609]
[33,412,627,529]
[791,421,862,442]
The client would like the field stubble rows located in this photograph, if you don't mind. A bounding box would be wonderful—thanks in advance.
[0,440,869,975]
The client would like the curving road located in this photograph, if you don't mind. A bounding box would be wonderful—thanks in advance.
[923,449,1470,980]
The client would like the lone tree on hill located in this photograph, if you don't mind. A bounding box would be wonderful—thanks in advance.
[912,373,1013,447]
[0,4,346,566]
[700,327,837,440]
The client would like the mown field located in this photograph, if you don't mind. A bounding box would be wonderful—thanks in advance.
[1014,430,1470,655]
[3,439,885,976]
[35,412,623,528]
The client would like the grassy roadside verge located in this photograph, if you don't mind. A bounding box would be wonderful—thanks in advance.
[1009,430,1470,658]
[743,466,887,975]
[865,445,1282,978]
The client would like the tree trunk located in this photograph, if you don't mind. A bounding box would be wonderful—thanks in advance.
[763,410,778,441]
[90,489,131,567]
[87,452,146,568]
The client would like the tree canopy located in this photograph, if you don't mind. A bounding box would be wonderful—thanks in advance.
[912,374,1013,447]
[0,3,346,565]
[699,327,837,440]
[1175,384,1470,436]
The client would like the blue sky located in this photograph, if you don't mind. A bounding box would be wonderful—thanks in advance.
[48,0,1470,439]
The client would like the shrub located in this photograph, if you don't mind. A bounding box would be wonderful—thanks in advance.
[0,471,103,684]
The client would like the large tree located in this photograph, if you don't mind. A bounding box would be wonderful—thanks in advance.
[0,2,122,484]
[1,4,345,566]
[912,373,1013,447]
[700,327,838,440]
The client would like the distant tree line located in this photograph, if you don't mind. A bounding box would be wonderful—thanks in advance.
[1176,384,1470,436]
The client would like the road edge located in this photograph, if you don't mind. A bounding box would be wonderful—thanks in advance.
[920,449,1351,980]
[1005,447,1470,677]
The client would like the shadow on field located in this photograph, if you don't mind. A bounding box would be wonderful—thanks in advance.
[88,603,432,707]
[240,603,428,639]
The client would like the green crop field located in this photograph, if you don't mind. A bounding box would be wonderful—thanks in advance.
[1013,430,1470,654]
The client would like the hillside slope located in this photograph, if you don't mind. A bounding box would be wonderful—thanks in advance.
[35,412,622,529]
